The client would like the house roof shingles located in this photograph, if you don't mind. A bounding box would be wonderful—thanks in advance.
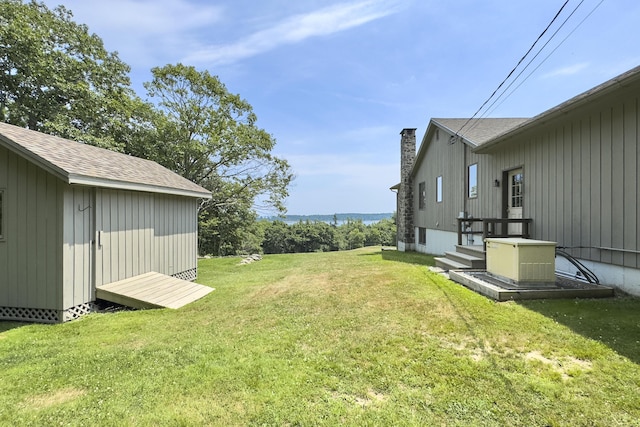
[432,118,530,146]
[0,122,211,199]
[409,118,529,177]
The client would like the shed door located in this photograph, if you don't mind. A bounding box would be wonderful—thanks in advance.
[507,168,523,234]
[66,187,96,306]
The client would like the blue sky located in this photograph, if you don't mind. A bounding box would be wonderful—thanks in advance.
[42,0,640,215]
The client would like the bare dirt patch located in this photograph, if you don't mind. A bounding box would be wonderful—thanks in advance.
[25,387,86,410]
[249,273,334,301]
[525,350,593,379]
[437,335,594,378]
[333,389,388,408]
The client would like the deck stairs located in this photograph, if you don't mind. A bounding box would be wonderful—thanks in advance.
[435,245,486,271]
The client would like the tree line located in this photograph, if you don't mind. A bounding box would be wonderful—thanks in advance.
[199,217,397,256]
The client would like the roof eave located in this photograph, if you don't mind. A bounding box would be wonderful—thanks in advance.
[430,119,478,147]
[0,134,69,182]
[410,119,476,177]
[475,65,640,153]
[68,174,213,199]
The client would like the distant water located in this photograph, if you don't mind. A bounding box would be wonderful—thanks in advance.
[261,213,394,226]
[282,219,382,226]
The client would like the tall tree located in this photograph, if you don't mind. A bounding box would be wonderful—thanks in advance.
[144,64,293,213]
[0,0,143,149]
[143,64,293,255]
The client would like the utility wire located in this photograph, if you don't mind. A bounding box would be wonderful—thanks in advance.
[481,0,605,118]
[454,0,571,138]
[463,0,588,135]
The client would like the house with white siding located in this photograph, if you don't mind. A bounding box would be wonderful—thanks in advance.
[394,65,640,296]
[0,122,213,322]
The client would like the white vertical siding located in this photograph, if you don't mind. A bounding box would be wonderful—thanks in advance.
[62,186,94,309]
[413,131,466,233]
[0,146,63,310]
[622,99,638,267]
[411,89,639,270]
[1,141,202,315]
[95,189,155,287]
[481,92,639,269]
[154,195,197,277]
[94,190,198,286]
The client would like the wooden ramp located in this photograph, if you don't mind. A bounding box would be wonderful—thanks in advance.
[96,272,214,309]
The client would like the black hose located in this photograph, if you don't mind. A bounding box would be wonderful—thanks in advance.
[555,248,599,284]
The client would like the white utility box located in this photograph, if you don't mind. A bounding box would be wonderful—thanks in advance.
[485,238,556,285]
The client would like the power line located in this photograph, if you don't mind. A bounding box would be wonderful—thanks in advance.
[454,0,571,138]
[463,0,591,135]
[481,0,605,118]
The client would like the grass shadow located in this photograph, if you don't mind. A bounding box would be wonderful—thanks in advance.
[380,249,436,266]
[0,321,29,333]
[518,296,640,364]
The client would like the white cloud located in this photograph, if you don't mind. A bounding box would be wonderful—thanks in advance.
[183,0,403,65]
[542,62,590,78]
[57,0,222,35]
[43,0,223,69]
[341,125,396,142]
[283,153,398,214]
[286,153,397,183]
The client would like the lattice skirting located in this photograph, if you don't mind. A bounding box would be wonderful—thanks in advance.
[0,302,96,324]
[63,302,96,322]
[172,268,197,282]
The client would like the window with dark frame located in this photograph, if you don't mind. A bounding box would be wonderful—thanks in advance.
[436,176,443,203]
[468,163,478,198]
[418,181,426,209]
[418,227,426,245]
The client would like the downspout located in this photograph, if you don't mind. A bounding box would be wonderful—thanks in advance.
[462,143,474,245]
[462,141,467,219]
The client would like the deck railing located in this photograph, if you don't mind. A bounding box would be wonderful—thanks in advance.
[456,218,533,250]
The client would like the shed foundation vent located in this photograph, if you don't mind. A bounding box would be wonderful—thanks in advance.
[173,268,197,282]
[1,302,96,323]
[62,302,96,322]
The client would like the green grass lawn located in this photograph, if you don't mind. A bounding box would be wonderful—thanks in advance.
[1,247,639,426]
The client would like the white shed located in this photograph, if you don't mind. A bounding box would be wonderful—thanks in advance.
[0,122,213,322]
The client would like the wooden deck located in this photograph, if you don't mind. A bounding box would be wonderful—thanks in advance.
[96,272,214,309]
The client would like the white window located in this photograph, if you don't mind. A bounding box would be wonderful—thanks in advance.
[436,176,443,203]
[468,163,478,198]
[511,172,523,207]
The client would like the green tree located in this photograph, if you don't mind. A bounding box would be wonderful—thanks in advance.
[337,219,366,250]
[143,64,293,212]
[347,228,365,249]
[142,64,293,255]
[0,0,143,149]
[289,221,336,253]
[199,200,259,256]
[262,220,292,254]
[366,218,397,246]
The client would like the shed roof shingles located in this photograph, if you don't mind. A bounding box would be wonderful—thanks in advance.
[0,122,211,198]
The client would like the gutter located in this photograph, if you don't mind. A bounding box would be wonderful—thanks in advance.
[68,174,212,199]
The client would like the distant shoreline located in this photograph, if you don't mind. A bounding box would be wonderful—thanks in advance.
[260,213,394,224]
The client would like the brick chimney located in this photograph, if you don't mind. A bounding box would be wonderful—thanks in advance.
[398,128,416,251]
